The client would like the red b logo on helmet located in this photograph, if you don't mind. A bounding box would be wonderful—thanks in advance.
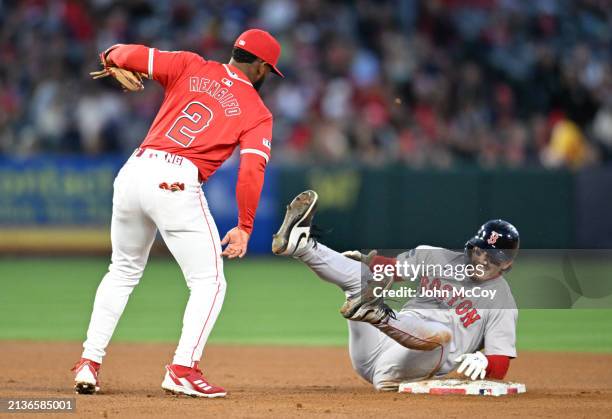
[487,231,501,245]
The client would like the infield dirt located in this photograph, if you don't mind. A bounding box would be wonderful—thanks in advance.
[1,342,611,418]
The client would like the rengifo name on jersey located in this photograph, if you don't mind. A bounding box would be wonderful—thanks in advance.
[189,76,242,116]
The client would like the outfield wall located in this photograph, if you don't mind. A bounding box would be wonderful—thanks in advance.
[0,156,610,253]
[277,166,577,250]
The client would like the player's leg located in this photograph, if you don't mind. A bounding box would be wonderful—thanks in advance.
[372,340,448,391]
[346,310,452,390]
[274,190,395,328]
[79,163,157,391]
[346,321,387,383]
[82,212,157,362]
[297,243,403,384]
[147,174,227,397]
[297,242,366,296]
[272,191,453,390]
[371,311,452,390]
[156,193,226,369]
[272,190,364,295]
[272,191,393,383]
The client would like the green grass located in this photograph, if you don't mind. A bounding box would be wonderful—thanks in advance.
[0,257,611,352]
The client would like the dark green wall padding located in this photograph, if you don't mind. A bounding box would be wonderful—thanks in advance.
[277,166,574,250]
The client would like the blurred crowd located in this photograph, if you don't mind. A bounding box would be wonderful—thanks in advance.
[1,0,611,169]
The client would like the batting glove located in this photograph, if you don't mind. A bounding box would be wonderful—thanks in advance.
[455,351,488,380]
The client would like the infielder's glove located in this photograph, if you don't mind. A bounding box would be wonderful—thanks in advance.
[454,351,488,380]
[89,48,145,92]
[342,249,378,266]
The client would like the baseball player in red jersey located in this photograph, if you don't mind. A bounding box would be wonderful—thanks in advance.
[71,29,283,398]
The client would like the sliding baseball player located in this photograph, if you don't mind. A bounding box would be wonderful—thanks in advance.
[273,191,519,390]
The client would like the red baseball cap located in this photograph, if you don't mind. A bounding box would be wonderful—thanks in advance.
[234,29,284,77]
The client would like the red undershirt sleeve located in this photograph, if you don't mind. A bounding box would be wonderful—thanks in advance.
[236,114,272,235]
[235,153,267,235]
[105,44,149,74]
[485,355,511,379]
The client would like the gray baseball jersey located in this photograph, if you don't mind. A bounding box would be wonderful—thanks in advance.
[396,245,518,372]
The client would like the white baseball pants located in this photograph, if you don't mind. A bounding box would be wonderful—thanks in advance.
[82,149,226,368]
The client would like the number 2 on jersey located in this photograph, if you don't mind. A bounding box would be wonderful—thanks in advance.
[166,101,214,147]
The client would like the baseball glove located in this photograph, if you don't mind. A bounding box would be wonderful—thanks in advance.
[89,50,146,92]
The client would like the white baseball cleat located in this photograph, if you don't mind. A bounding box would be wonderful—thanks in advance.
[72,358,101,394]
[161,363,226,398]
[272,190,318,256]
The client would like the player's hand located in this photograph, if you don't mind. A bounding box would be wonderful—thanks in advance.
[454,351,488,380]
[221,227,250,259]
[342,250,377,265]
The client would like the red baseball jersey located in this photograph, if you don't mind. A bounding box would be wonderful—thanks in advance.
[107,44,273,234]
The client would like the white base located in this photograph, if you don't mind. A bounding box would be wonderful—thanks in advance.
[398,379,526,396]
